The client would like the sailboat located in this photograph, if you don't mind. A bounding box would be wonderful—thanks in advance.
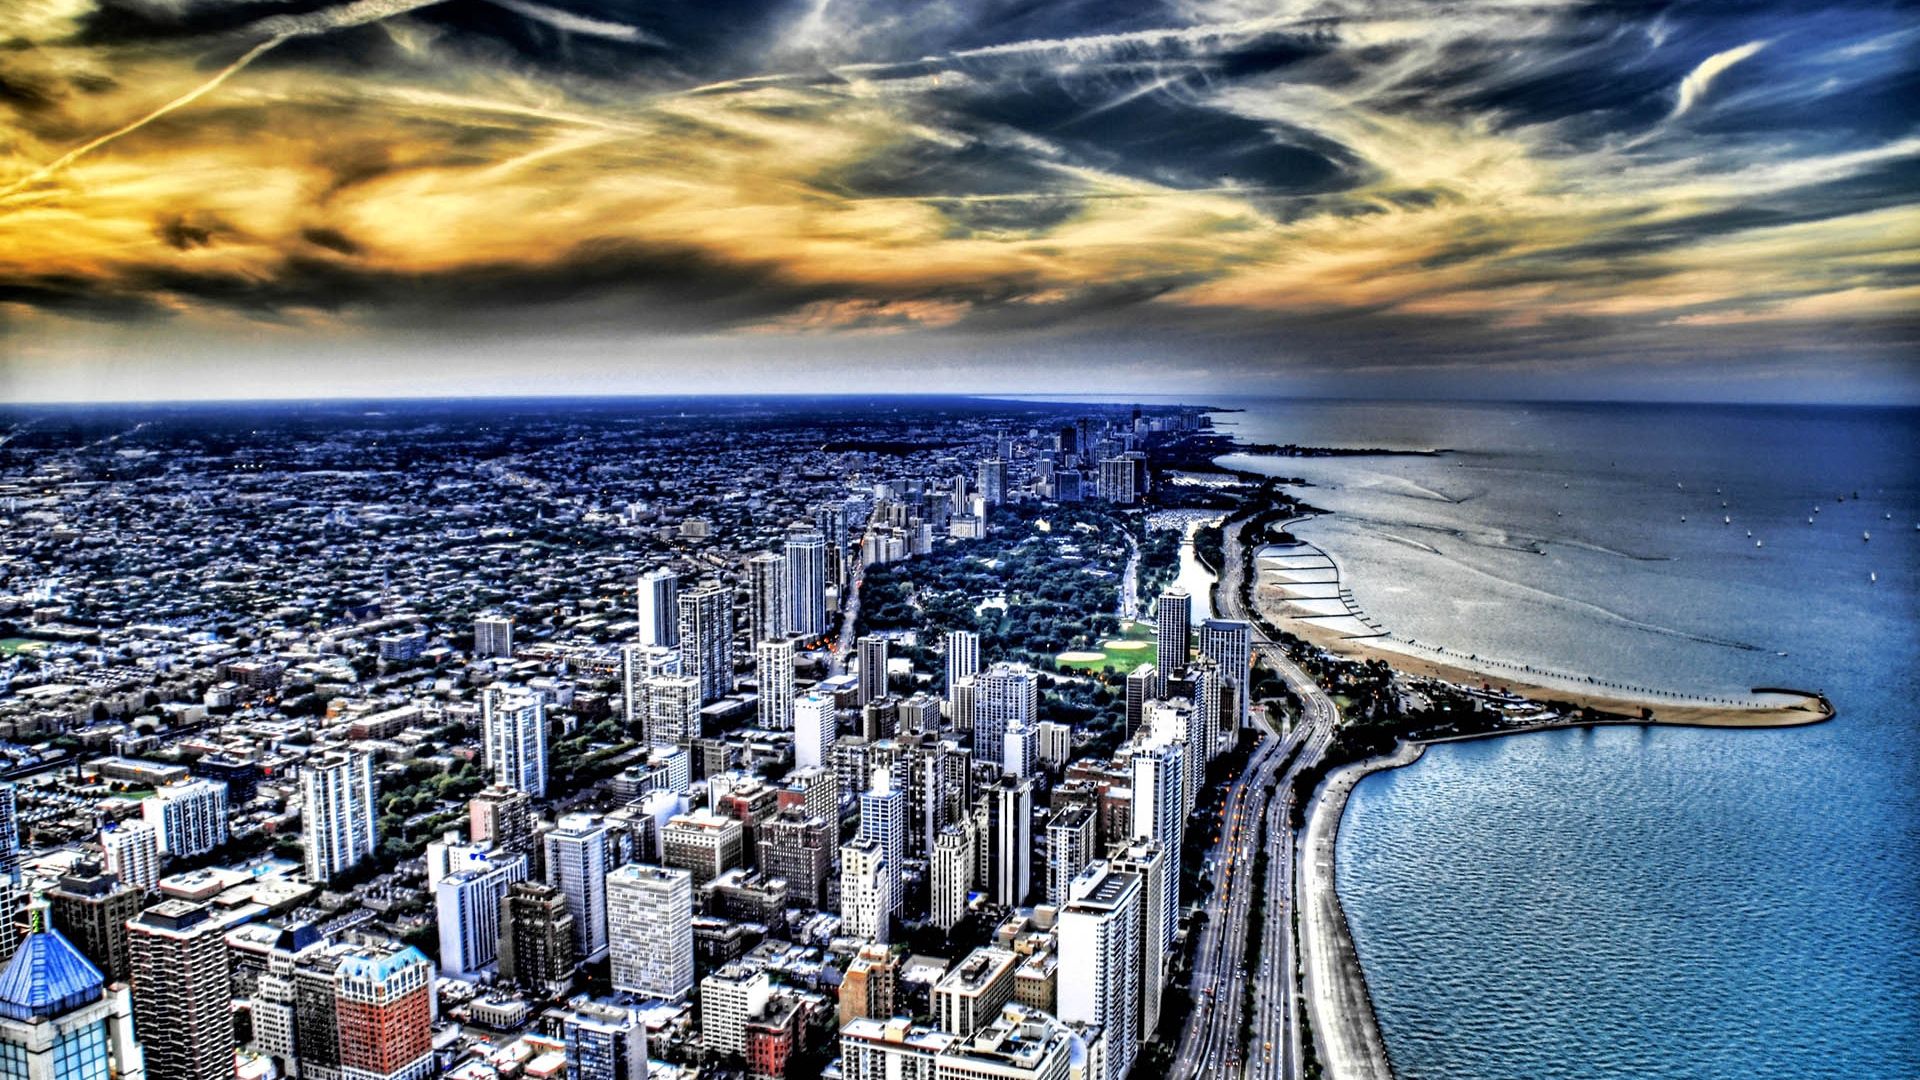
[1863,531,1871,542]
[1755,539,1764,548]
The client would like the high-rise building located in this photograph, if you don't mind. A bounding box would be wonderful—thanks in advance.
[950,676,976,734]
[816,501,850,587]
[474,614,514,659]
[557,999,648,1080]
[794,692,837,770]
[699,963,771,1059]
[1198,618,1253,732]
[972,664,1038,771]
[1130,735,1185,855]
[482,685,549,799]
[333,943,435,1080]
[1154,588,1191,689]
[677,583,735,703]
[606,864,693,999]
[435,849,528,979]
[757,810,834,909]
[936,1004,1080,1080]
[303,751,378,883]
[838,1017,956,1080]
[99,821,159,892]
[1057,865,1142,1080]
[46,862,142,984]
[1107,840,1170,1040]
[976,459,1008,506]
[544,814,612,962]
[857,769,906,907]
[934,947,1019,1039]
[128,901,231,1080]
[636,567,679,648]
[469,786,536,861]
[660,811,743,886]
[1045,806,1097,907]
[620,644,680,730]
[142,779,228,857]
[498,881,577,994]
[838,944,898,1027]
[1123,664,1156,742]
[755,639,796,730]
[985,778,1032,908]
[931,825,973,930]
[1001,717,1038,781]
[638,673,703,749]
[747,552,789,647]
[0,924,145,1080]
[839,838,892,943]
[783,527,829,639]
[857,636,889,705]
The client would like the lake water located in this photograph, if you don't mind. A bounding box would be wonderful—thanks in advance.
[1216,401,1920,1079]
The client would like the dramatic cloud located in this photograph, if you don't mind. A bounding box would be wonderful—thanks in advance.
[0,0,1916,402]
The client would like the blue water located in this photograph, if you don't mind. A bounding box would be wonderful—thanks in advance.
[1219,402,1920,1079]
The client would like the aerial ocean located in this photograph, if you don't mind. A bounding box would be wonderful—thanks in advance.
[1209,400,1920,1079]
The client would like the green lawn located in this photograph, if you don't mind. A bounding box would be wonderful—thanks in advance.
[1055,620,1159,673]
[0,638,47,657]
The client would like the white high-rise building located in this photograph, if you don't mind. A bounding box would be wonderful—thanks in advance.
[302,751,377,883]
[945,631,980,710]
[1198,618,1253,731]
[640,674,703,748]
[620,644,679,728]
[746,552,788,647]
[101,820,160,890]
[783,527,828,638]
[699,963,771,1058]
[987,778,1032,907]
[840,838,892,943]
[1110,839,1171,1037]
[142,779,228,857]
[1001,717,1038,780]
[1145,699,1202,816]
[543,814,612,963]
[858,769,906,907]
[755,638,796,730]
[482,685,549,799]
[677,582,734,703]
[435,849,527,979]
[793,691,837,770]
[972,663,1038,770]
[1130,733,1185,856]
[1155,588,1191,689]
[1057,864,1143,1080]
[857,635,889,705]
[637,567,679,648]
[606,863,693,999]
[474,614,514,659]
[931,824,973,930]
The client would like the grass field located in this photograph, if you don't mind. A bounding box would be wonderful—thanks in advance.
[1055,620,1160,673]
[0,639,47,657]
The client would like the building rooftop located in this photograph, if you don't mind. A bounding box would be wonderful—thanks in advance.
[0,928,104,1021]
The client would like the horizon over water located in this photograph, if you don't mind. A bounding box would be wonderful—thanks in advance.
[1220,401,1919,1079]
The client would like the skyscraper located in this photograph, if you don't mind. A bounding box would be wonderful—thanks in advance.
[973,663,1038,770]
[142,778,228,857]
[815,501,849,587]
[639,674,703,748]
[793,691,837,770]
[620,643,679,730]
[474,614,514,659]
[1109,840,1171,1039]
[636,567,679,648]
[1045,805,1097,906]
[1154,587,1191,689]
[699,963,771,1059]
[303,751,378,883]
[986,778,1033,907]
[469,786,536,861]
[0,923,145,1080]
[557,999,648,1080]
[128,901,231,1080]
[99,821,159,891]
[977,458,1008,506]
[46,861,143,984]
[1198,618,1253,731]
[746,552,788,646]
[435,849,528,979]
[606,863,693,999]
[0,785,18,885]
[755,638,796,730]
[497,881,576,995]
[858,769,906,907]
[839,838,892,943]
[931,824,973,930]
[482,685,549,799]
[677,582,735,703]
[757,809,834,909]
[944,630,979,706]
[333,943,435,1080]
[1130,734,1185,855]
[783,526,828,638]
[857,635,889,705]
[1057,864,1143,1080]
[1123,663,1156,742]
[543,813,613,962]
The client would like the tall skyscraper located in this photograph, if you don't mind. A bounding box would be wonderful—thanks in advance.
[977,458,1008,506]
[1198,618,1253,731]
[303,751,378,883]
[0,924,145,1080]
[1001,717,1038,780]
[636,567,679,648]
[944,630,980,705]
[620,644,679,730]
[755,638,796,730]
[986,778,1033,907]
[558,999,648,1080]
[99,821,159,891]
[498,881,577,994]
[757,809,833,909]
[676,582,735,703]
[606,864,693,999]
[931,824,973,929]
[469,786,536,860]
[793,691,837,770]
[1130,735,1185,856]
[46,861,143,984]
[0,786,18,885]
[1154,587,1191,689]
[1045,805,1097,906]
[474,614,514,659]
[815,501,849,587]
[973,663,1038,770]
[435,849,528,979]
[544,814,612,963]
[858,769,906,908]
[839,838,892,943]
[1057,864,1143,1080]
[1123,663,1156,741]
[482,685,549,798]
[333,943,435,1080]
[746,552,788,646]
[1109,840,1171,1039]
[640,674,703,748]
[783,526,828,638]
[128,901,231,1080]
[857,635,889,705]
[142,778,228,857]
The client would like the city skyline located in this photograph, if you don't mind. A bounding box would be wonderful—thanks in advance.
[3,1,1916,405]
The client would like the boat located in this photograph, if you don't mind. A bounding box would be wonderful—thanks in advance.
[1723,516,1731,525]
[1746,529,1752,538]
[1870,572,1878,583]
[1863,531,1871,541]
[1755,539,1764,548]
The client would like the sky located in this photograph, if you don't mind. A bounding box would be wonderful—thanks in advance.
[1,0,1916,404]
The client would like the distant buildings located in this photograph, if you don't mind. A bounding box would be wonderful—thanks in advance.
[474,614,514,659]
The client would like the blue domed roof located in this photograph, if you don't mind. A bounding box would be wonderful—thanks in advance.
[0,929,105,1021]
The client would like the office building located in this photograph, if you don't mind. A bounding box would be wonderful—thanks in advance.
[945,631,980,709]
[934,947,1019,1038]
[699,963,770,1059]
[931,824,973,930]
[858,636,889,705]
[498,881,576,994]
[303,751,378,883]
[1045,806,1097,907]
[636,567,679,648]
[435,850,528,979]
[936,1004,1079,1080]
[469,786,536,860]
[973,663,1038,770]
[677,582,734,703]
[840,838,892,943]
[606,864,693,999]
[474,614,514,659]
[0,925,145,1080]
[747,552,789,646]
[783,526,829,638]
[977,459,1008,506]
[857,769,906,906]
[543,814,612,962]
[985,778,1032,908]
[46,862,142,984]
[1057,866,1142,1080]
[99,821,159,892]
[1154,588,1191,689]
[334,943,435,1080]
[661,811,743,886]
[128,901,230,1080]
[757,810,833,909]
[142,779,228,858]
[1123,664,1155,742]
[794,692,837,770]
[558,999,647,1080]
[1198,618,1253,731]
[482,685,549,799]
[755,638,796,730]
